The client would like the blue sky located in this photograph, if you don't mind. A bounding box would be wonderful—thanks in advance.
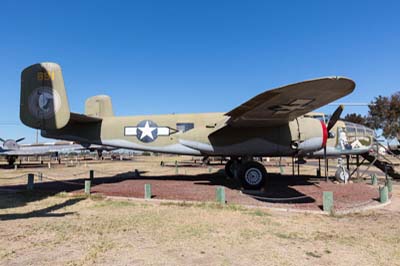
[0,0,399,143]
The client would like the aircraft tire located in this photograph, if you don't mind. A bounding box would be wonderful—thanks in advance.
[239,161,267,190]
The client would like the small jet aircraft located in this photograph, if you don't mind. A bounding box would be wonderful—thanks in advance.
[20,62,355,189]
[0,137,116,165]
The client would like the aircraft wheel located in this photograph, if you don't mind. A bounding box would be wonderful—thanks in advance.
[239,161,267,190]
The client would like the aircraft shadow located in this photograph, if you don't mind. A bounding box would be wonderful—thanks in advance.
[0,170,319,209]
[0,196,83,221]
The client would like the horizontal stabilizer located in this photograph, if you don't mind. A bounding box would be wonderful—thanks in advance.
[70,113,102,124]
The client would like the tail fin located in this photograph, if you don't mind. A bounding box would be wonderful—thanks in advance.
[85,95,114,118]
[20,62,70,130]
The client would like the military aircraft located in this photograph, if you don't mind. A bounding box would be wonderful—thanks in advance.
[19,62,356,189]
[0,137,116,166]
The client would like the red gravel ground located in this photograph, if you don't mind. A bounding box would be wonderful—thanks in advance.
[85,171,383,212]
[2,166,386,212]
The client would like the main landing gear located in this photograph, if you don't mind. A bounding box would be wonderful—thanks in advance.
[6,156,17,166]
[225,158,267,190]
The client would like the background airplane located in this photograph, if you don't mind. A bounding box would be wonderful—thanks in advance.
[0,137,117,166]
[19,62,355,189]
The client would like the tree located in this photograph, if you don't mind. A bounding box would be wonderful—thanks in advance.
[367,92,400,138]
[343,113,367,125]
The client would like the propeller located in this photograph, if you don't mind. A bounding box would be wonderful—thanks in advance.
[323,105,344,181]
[0,137,25,143]
[326,105,344,132]
[0,137,25,149]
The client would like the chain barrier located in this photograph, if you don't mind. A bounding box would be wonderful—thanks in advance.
[0,174,28,180]
[336,199,376,209]
[95,169,131,176]
[72,171,91,177]
[39,174,84,186]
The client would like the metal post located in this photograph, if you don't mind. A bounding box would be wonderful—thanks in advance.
[27,173,34,191]
[297,160,300,176]
[371,174,378,185]
[325,158,329,182]
[356,155,359,179]
[216,186,226,204]
[175,160,178,175]
[386,178,393,193]
[144,184,152,199]
[292,156,295,176]
[379,186,388,203]
[38,172,43,182]
[346,155,350,171]
[90,170,94,181]
[318,158,321,174]
[323,191,333,213]
[84,180,91,195]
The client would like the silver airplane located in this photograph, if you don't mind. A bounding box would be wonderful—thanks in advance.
[0,137,117,165]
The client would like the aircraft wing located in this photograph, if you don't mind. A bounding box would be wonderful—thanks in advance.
[0,143,86,156]
[0,149,52,156]
[226,77,355,127]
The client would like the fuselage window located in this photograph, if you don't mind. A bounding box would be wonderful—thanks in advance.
[176,123,194,133]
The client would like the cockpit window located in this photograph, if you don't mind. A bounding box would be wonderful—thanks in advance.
[176,123,194,133]
[313,115,326,123]
[304,114,329,123]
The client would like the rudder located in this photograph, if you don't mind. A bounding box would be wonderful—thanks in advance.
[85,95,114,118]
[20,62,70,130]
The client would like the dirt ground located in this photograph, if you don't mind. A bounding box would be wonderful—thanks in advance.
[0,156,399,265]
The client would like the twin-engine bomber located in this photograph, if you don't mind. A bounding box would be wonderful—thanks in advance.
[20,62,355,189]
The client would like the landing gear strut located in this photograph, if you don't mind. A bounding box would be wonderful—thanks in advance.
[224,158,239,178]
[225,158,267,190]
[6,156,17,166]
[97,150,104,160]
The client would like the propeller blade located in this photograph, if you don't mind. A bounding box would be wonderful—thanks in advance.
[15,137,25,143]
[327,105,344,131]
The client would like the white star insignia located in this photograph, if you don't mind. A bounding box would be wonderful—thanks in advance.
[138,121,156,140]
